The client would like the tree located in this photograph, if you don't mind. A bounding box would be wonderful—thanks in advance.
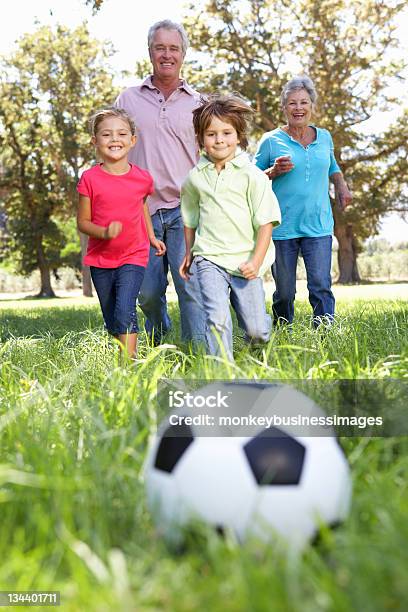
[0,24,117,296]
[85,0,104,12]
[0,80,63,296]
[182,0,408,282]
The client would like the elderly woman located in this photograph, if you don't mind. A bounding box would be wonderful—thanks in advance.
[255,75,352,326]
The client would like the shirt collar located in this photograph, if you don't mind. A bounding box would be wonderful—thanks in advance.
[197,149,250,170]
[141,75,195,96]
[280,125,320,143]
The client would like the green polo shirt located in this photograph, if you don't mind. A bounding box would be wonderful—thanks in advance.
[181,151,281,277]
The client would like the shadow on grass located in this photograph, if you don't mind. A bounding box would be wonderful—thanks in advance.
[0,306,102,339]
[0,294,90,303]
[0,303,184,341]
[334,279,408,286]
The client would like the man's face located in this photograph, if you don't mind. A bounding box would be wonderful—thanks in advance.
[150,28,184,81]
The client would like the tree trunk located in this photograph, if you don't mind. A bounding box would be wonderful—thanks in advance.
[334,218,361,284]
[36,239,55,297]
[79,232,93,297]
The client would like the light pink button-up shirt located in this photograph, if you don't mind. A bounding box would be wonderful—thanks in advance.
[115,76,200,215]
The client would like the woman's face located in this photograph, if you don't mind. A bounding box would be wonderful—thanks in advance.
[284,88,313,128]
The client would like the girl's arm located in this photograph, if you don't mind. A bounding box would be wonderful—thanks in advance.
[179,226,196,280]
[77,194,122,239]
[143,201,166,256]
[239,222,273,280]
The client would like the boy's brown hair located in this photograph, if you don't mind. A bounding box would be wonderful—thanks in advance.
[192,94,254,150]
[89,107,136,136]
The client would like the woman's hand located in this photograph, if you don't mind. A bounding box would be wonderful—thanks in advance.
[331,173,352,211]
[179,252,193,280]
[336,183,353,211]
[264,155,294,179]
[150,237,166,256]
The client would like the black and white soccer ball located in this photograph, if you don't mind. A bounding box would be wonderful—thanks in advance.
[144,382,352,550]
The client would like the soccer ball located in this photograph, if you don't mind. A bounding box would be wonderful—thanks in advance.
[144,382,351,550]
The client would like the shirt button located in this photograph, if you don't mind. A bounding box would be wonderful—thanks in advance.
[159,99,163,103]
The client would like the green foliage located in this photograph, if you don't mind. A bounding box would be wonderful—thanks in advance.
[0,298,407,609]
[58,218,82,273]
[183,0,408,282]
[0,25,117,294]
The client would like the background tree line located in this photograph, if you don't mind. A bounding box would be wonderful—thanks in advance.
[0,25,116,296]
[1,0,407,295]
[180,0,408,283]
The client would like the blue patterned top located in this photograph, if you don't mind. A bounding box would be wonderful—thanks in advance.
[254,127,340,239]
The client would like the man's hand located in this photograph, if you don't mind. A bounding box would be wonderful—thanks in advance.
[179,252,193,280]
[239,259,260,280]
[150,237,166,256]
[105,221,122,239]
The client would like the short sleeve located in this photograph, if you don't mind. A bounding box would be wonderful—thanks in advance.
[249,170,281,229]
[328,131,341,176]
[181,174,200,229]
[77,172,90,197]
[254,134,273,171]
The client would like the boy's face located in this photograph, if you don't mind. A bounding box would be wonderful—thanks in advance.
[92,117,136,163]
[203,116,240,168]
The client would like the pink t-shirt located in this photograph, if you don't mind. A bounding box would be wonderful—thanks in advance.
[77,163,154,268]
[115,77,200,215]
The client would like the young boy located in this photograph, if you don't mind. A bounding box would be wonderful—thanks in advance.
[179,95,281,361]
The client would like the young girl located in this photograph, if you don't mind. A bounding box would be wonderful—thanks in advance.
[77,107,166,359]
[179,95,281,361]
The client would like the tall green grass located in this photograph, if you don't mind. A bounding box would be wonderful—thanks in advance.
[0,299,407,611]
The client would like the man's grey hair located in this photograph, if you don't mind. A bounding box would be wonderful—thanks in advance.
[280,75,318,107]
[148,20,189,57]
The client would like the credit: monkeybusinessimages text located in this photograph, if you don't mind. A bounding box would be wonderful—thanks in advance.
[168,413,383,429]
[159,380,407,437]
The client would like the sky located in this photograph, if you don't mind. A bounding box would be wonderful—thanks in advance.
[1,0,407,243]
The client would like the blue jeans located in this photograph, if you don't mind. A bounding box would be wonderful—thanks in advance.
[90,264,145,335]
[195,256,271,361]
[138,206,206,344]
[272,235,335,326]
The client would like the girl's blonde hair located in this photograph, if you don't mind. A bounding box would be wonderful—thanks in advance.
[192,94,254,150]
[89,107,136,136]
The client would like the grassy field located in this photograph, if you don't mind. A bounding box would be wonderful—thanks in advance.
[0,291,407,611]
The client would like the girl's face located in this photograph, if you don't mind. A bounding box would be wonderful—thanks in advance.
[92,117,136,163]
[203,116,240,168]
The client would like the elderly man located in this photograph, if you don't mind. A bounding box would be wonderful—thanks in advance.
[115,20,205,345]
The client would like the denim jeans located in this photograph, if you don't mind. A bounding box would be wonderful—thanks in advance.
[138,206,206,344]
[90,264,145,335]
[195,256,271,361]
[272,235,335,326]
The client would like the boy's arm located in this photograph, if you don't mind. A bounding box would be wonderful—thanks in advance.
[239,222,273,280]
[77,194,122,239]
[179,173,200,280]
[143,200,166,256]
[179,227,196,280]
